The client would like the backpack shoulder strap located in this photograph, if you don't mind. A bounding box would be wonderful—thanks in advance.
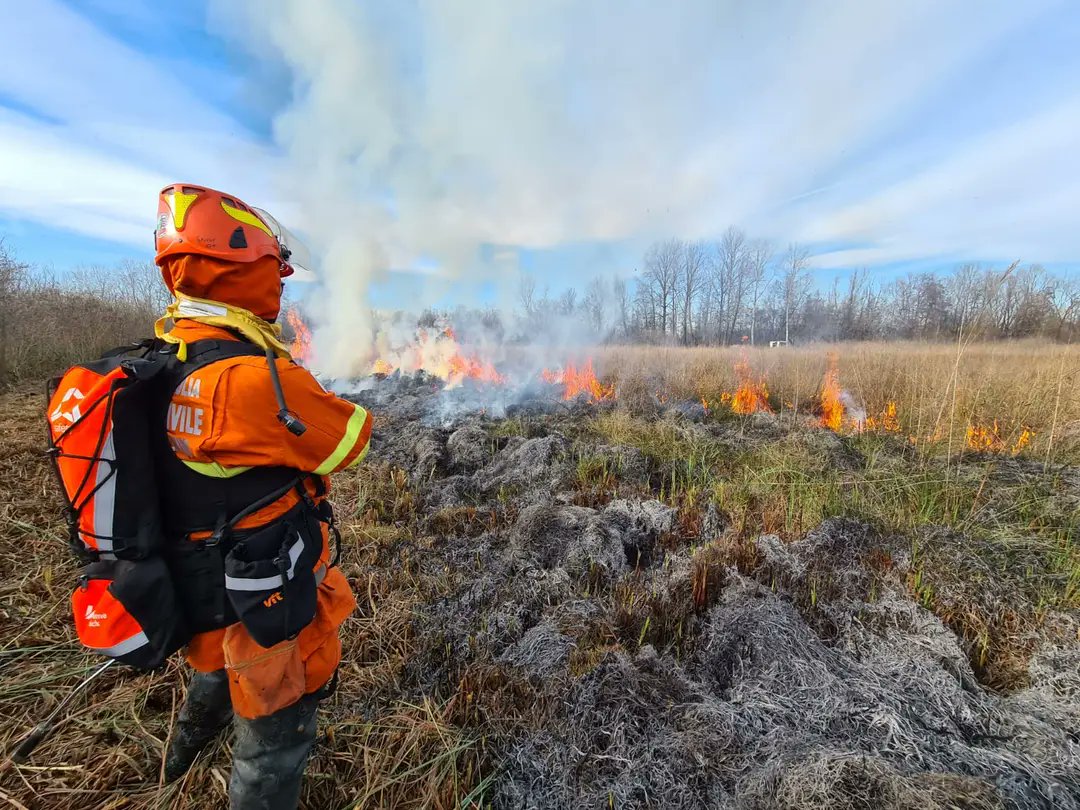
[177,338,267,372]
[181,336,265,367]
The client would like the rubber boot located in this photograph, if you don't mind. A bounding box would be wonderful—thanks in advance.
[164,669,234,782]
[228,692,320,810]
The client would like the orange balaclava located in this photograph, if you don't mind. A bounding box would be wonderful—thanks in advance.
[160,254,284,322]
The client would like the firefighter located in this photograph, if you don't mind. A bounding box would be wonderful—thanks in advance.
[151,184,371,809]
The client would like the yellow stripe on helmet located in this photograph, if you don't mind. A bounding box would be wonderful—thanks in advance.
[170,191,200,230]
[221,202,274,237]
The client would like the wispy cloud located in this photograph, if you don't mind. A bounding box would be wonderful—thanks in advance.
[0,109,162,245]
[211,0,1075,257]
[0,0,277,250]
[804,94,1080,267]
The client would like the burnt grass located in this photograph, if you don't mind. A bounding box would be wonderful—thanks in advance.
[1,377,1079,809]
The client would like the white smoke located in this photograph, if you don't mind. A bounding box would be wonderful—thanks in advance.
[215,1,782,263]
[212,0,1058,376]
[839,391,867,427]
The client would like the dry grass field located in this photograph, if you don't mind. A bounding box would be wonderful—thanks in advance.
[599,340,1080,463]
[0,340,1077,808]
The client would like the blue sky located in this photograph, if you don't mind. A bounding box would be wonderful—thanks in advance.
[0,0,1077,306]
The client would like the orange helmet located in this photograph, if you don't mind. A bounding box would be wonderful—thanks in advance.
[154,184,295,277]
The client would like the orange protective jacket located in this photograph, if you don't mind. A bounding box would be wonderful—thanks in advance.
[159,255,371,718]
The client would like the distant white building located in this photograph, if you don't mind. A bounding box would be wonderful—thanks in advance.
[769,340,790,348]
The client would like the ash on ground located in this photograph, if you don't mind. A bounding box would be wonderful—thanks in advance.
[341,377,1080,810]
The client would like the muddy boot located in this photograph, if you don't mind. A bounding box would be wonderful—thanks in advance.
[228,692,320,810]
[164,669,234,782]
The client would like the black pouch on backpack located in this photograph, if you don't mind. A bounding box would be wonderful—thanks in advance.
[72,556,189,670]
[223,500,322,648]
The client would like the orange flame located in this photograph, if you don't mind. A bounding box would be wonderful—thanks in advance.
[880,402,901,433]
[730,358,771,414]
[368,325,505,386]
[862,401,902,433]
[1012,427,1035,455]
[286,309,312,365]
[966,421,1035,455]
[967,421,1003,452]
[820,353,843,430]
[542,359,615,402]
[448,353,505,385]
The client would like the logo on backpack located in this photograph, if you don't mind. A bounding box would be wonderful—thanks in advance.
[263,591,284,608]
[85,604,108,626]
[49,386,86,433]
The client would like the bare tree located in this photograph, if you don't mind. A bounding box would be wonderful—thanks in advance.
[613,276,630,338]
[744,239,772,346]
[0,240,30,383]
[1011,264,1051,337]
[1046,276,1079,341]
[946,264,988,337]
[840,269,867,340]
[781,242,811,344]
[642,240,683,339]
[712,227,747,344]
[680,241,708,344]
[116,259,172,312]
[620,239,1073,346]
[633,280,657,335]
[583,277,607,334]
[969,260,1020,337]
[727,245,752,343]
[557,287,578,316]
[519,273,538,319]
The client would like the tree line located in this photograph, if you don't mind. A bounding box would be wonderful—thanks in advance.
[0,242,169,385]
[2,229,1077,388]
[519,229,1079,345]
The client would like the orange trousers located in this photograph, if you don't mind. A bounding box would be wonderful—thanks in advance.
[186,568,355,719]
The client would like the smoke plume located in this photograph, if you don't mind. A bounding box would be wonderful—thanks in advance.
[214,0,1057,376]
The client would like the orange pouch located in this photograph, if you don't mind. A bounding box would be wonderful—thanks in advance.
[72,556,189,670]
